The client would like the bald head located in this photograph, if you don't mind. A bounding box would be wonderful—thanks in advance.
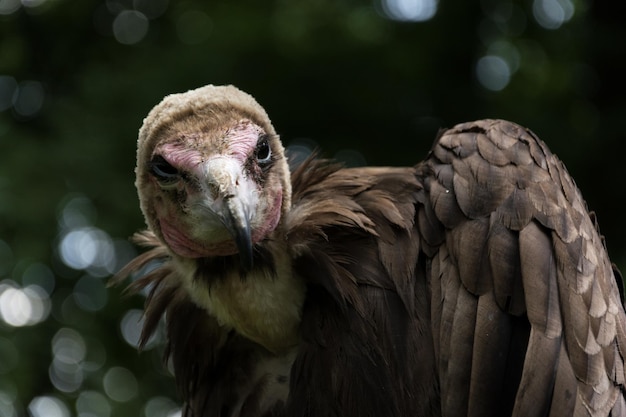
[135,85,291,263]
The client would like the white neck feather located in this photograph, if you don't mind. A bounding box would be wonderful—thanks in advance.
[172,244,305,354]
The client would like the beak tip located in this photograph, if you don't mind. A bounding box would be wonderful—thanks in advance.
[231,221,253,272]
[223,197,254,271]
[239,241,254,271]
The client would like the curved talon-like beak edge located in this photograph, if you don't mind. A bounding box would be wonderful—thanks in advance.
[225,198,254,271]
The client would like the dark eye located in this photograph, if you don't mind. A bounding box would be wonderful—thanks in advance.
[255,136,272,164]
[149,155,179,183]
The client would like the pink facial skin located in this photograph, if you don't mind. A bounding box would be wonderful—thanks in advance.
[225,120,265,165]
[154,120,265,176]
[159,217,219,258]
[152,120,283,259]
[250,190,282,243]
[154,142,205,179]
[158,189,283,259]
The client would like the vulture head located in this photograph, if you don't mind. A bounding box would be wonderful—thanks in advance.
[134,85,302,353]
[136,85,291,269]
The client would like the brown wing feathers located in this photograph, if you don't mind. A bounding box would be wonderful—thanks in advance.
[425,119,626,416]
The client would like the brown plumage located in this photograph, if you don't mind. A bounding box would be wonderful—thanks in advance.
[115,85,626,416]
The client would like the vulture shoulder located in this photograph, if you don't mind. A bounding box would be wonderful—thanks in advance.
[284,119,626,417]
[284,158,439,416]
[422,120,626,416]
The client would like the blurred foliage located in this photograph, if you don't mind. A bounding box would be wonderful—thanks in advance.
[0,0,625,416]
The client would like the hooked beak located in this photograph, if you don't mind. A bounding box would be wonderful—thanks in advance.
[201,156,257,270]
[224,196,254,271]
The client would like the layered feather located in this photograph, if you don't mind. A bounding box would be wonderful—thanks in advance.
[427,119,626,416]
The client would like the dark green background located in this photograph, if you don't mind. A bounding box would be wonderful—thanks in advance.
[1,1,625,416]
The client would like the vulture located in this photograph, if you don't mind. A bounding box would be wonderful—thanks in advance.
[115,84,626,417]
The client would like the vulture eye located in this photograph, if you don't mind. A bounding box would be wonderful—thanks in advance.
[149,155,180,185]
[255,136,272,164]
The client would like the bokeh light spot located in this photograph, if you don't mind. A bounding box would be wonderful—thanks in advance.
[0,390,17,417]
[476,55,511,91]
[0,76,18,112]
[120,309,142,348]
[143,397,181,417]
[52,327,86,364]
[59,227,115,273]
[58,195,98,231]
[103,366,139,402]
[28,396,70,417]
[49,362,83,393]
[120,308,160,349]
[381,0,438,22]
[0,281,51,327]
[286,138,318,172]
[50,328,86,393]
[76,390,112,417]
[0,0,20,14]
[533,0,574,29]
[487,40,520,74]
[0,287,31,327]
[60,228,100,269]
[12,80,45,118]
[113,10,149,45]
[24,285,50,323]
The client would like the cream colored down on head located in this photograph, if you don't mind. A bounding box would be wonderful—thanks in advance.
[134,84,293,245]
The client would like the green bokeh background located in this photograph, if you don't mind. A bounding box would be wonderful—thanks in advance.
[1,0,625,416]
